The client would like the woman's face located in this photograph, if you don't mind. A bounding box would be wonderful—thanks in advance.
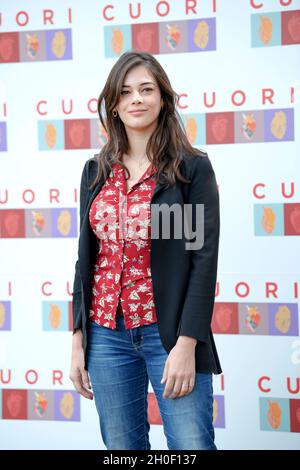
[115,65,163,132]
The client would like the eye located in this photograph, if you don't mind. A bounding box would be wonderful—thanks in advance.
[120,88,153,95]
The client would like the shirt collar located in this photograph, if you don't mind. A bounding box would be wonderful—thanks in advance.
[109,162,157,188]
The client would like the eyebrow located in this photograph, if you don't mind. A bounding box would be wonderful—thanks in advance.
[122,81,155,88]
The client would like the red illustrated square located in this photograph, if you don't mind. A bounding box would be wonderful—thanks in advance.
[147,392,162,425]
[69,300,73,331]
[282,10,300,45]
[132,23,159,54]
[284,203,300,235]
[212,302,239,334]
[206,112,234,144]
[2,389,28,420]
[0,209,26,238]
[0,32,20,63]
[290,398,300,433]
[64,119,91,149]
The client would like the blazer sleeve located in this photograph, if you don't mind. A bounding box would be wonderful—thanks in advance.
[71,159,90,334]
[177,153,220,344]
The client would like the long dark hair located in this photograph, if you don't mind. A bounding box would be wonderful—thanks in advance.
[89,50,204,192]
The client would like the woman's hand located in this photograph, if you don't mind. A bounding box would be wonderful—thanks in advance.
[160,336,197,399]
[69,330,94,400]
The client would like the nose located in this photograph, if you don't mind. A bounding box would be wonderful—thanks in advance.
[132,90,143,103]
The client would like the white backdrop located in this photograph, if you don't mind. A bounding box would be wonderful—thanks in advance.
[0,0,300,450]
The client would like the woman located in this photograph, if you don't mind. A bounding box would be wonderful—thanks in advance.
[69,51,222,450]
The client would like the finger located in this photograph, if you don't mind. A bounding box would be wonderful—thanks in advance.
[163,376,175,399]
[178,377,195,398]
[82,369,92,390]
[169,379,183,399]
[177,381,191,398]
[169,377,190,398]
[76,381,94,400]
[189,376,195,392]
[73,375,94,400]
[160,362,168,384]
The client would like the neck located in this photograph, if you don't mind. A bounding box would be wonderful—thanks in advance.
[124,123,156,160]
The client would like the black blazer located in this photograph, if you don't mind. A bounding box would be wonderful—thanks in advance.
[72,151,222,374]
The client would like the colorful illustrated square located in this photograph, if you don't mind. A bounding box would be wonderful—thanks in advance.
[19,30,46,62]
[213,395,225,428]
[234,110,264,143]
[159,20,188,54]
[45,29,72,60]
[0,301,11,330]
[148,392,162,425]
[43,300,69,331]
[132,22,159,54]
[54,390,80,421]
[51,207,77,238]
[25,208,52,238]
[260,397,290,432]
[251,12,281,47]
[2,389,28,420]
[284,203,300,236]
[290,399,300,433]
[281,10,300,45]
[64,119,91,150]
[0,32,20,63]
[268,303,298,336]
[28,390,55,420]
[188,17,216,52]
[212,302,239,334]
[104,24,131,58]
[38,120,64,150]
[238,303,269,335]
[206,112,234,145]
[90,118,108,150]
[0,122,8,151]
[181,113,206,145]
[68,301,73,330]
[0,209,26,238]
[254,203,284,236]
[264,108,294,142]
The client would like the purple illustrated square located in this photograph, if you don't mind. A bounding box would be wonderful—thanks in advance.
[268,303,298,336]
[51,208,77,238]
[0,301,11,330]
[54,390,80,421]
[0,122,7,151]
[213,395,225,428]
[264,108,294,142]
[45,29,72,60]
[188,17,216,51]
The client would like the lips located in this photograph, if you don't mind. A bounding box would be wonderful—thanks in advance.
[129,110,147,114]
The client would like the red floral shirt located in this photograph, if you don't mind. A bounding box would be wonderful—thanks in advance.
[88,161,158,329]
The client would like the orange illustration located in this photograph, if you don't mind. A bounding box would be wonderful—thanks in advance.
[49,304,61,329]
[267,400,281,429]
[259,16,273,45]
[261,207,276,234]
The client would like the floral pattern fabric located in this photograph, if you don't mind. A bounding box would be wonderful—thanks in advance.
[88,161,158,329]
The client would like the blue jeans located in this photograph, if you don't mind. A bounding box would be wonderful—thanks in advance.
[86,315,217,450]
